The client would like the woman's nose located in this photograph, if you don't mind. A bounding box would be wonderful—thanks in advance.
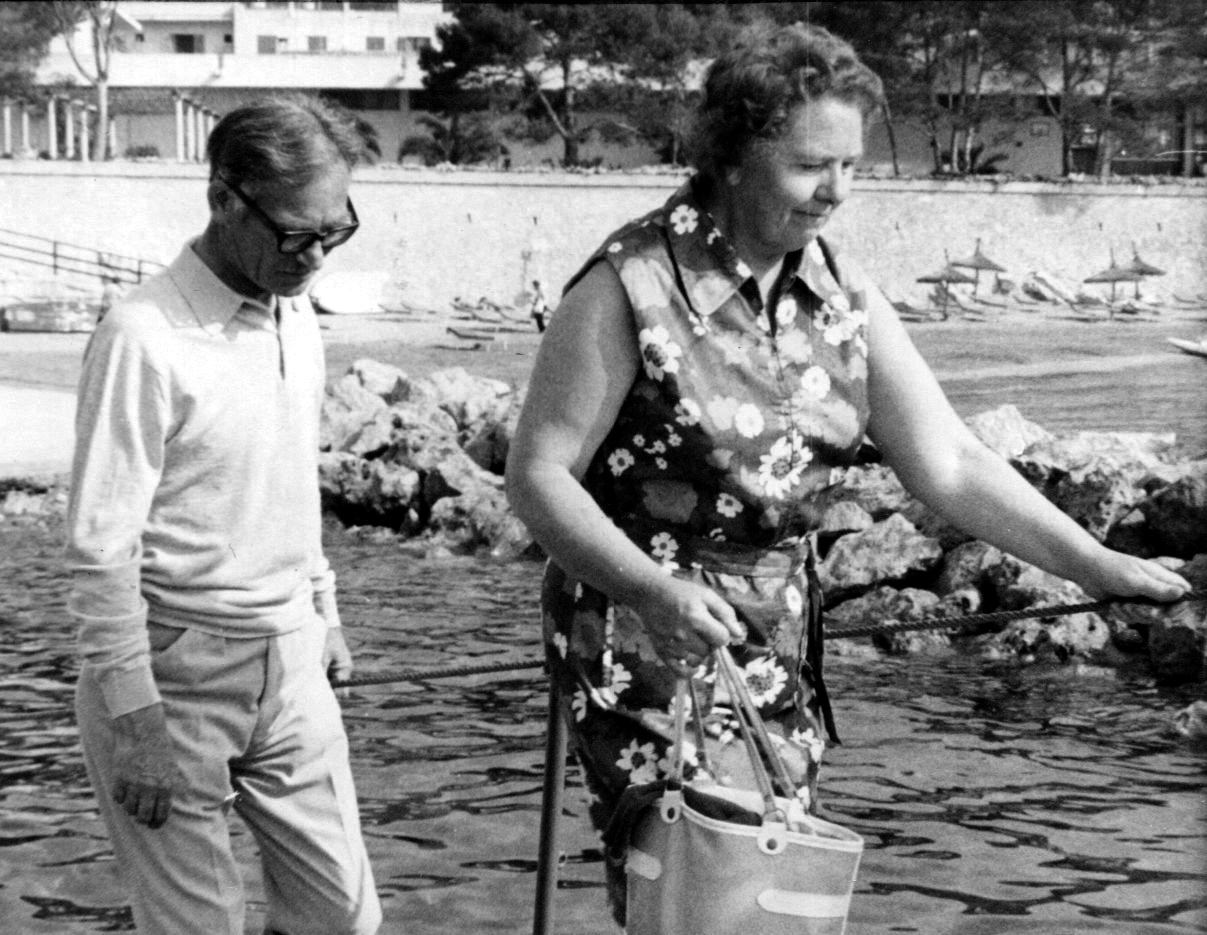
[817,163,851,205]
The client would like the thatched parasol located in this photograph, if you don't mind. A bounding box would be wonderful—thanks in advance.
[951,238,1007,295]
[917,252,977,319]
[1127,242,1166,299]
[1084,248,1141,304]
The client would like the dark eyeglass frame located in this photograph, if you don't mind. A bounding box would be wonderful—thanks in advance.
[218,174,359,255]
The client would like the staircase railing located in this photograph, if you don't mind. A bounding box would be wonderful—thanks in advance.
[0,228,164,287]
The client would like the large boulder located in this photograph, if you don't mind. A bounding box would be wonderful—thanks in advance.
[320,374,387,451]
[818,513,943,602]
[318,451,420,529]
[826,586,979,655]
[428,485,535,559]
[965,404,1053,459]
[832,464,912,520]
[934,540,1006,596]
[427,367,514,439]
[1011,431,1179,540]
[1138,461,1207,557]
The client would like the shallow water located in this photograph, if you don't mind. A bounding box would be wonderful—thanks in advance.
[1,519,1205,935]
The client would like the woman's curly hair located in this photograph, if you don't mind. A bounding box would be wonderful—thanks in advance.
[687,21,885,186]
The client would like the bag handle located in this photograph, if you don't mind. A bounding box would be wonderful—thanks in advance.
[667,649,801,823]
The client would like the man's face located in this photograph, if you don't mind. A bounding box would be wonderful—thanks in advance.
[219,160,353,298]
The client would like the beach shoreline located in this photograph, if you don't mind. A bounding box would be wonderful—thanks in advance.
[2,302,1204,480]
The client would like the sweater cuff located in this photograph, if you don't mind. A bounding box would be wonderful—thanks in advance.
[96,661,162,719]
[316,587,342,628]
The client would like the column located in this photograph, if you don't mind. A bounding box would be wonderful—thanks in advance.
[108,117,117,159]
[64,100,75,159]
[46,97,58,159]
[191,104,203,160]
[20,102,31,157]
[2,100,11,157]
[174,94,185,161]
[79,105,91,162]
[183,100,195,163]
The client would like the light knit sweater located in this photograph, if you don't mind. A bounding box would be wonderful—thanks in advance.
[66,244,340,718]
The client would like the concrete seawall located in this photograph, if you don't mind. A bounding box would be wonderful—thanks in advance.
[2,162,1204,310]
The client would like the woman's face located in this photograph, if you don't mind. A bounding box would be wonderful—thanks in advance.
[724,96,864,270]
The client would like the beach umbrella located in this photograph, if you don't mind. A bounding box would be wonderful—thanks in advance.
[916,252,977,319]
[1127,242,1166,299]
[951,238,1007,295]
[1083,248,1141,304]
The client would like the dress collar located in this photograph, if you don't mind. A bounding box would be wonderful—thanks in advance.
[661,178,846,317]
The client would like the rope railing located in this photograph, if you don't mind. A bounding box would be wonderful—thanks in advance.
[331,589,1206,690]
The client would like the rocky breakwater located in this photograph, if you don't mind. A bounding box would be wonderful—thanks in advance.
[319,359,1207,686]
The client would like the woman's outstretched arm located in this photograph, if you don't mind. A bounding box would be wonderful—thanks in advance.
[862,285,1188,602]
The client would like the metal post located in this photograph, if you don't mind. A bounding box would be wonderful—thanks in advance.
[46,97,57,159]
[532,679,567,935]
[108,117,117,160]
[2,100,11,157]
[174,94,185,161]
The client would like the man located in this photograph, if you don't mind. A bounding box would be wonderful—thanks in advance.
[66,97,381,935]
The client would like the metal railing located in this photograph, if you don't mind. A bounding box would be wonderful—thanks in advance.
[0,228,164,286]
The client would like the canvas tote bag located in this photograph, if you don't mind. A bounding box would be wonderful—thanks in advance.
[623,647,863,935]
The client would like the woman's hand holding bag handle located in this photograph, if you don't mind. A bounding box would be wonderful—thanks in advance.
[624,647,864,935]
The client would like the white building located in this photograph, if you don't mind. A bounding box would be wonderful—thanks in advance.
[33,1,450,160]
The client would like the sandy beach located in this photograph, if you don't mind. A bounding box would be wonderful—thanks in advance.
[1,301,1204,480]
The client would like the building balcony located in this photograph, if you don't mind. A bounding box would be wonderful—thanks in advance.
[37,51,425,91]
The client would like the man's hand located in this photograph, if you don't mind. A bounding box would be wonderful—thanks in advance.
[111,703,184,829]
[323,626,354,687]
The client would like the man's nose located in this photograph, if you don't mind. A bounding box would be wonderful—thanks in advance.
[297,240,326,269]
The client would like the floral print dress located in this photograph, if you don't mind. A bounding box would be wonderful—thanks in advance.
[542,180,871,832]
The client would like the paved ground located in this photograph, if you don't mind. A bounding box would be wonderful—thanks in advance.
[0,383,75,478]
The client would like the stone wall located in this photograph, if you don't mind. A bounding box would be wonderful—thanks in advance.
[1,162,1204,309]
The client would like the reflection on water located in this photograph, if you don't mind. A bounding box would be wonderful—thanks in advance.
[2,520,1204,935]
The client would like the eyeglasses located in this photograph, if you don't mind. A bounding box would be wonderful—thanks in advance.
[219,174,359,255]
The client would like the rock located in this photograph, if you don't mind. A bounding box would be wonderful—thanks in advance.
[320,374,387,451]
[817,500,873,541]
[900,499,972,552]
[348,358,442,407]
[1172,701,1207,740]
[1011,431,1177,541]
[427,367,514,437]
[826,586,950,655]
[341,402,459,460]
[978,568,1112,663]
[934,540,1006,596]
[1138,461,1207,557]
[818,513,944,601]
[428,485,535,559]
[1148,597,1207,684]
[832,464,911,520]
[318,451,420,529]
[965,404,1053,459]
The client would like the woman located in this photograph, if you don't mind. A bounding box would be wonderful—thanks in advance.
[504,22,1189,927]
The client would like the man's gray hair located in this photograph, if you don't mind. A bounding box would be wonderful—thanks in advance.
[206,95,364,186]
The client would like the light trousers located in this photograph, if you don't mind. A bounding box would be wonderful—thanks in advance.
[76,616,381,935]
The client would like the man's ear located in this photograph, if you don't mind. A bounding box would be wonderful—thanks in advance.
[206,179,230,214]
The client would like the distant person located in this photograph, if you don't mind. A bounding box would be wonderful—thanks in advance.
[504,21,1190,928]
[66,96,381,935]
[529,278,549,332]
[97,275,125,323]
